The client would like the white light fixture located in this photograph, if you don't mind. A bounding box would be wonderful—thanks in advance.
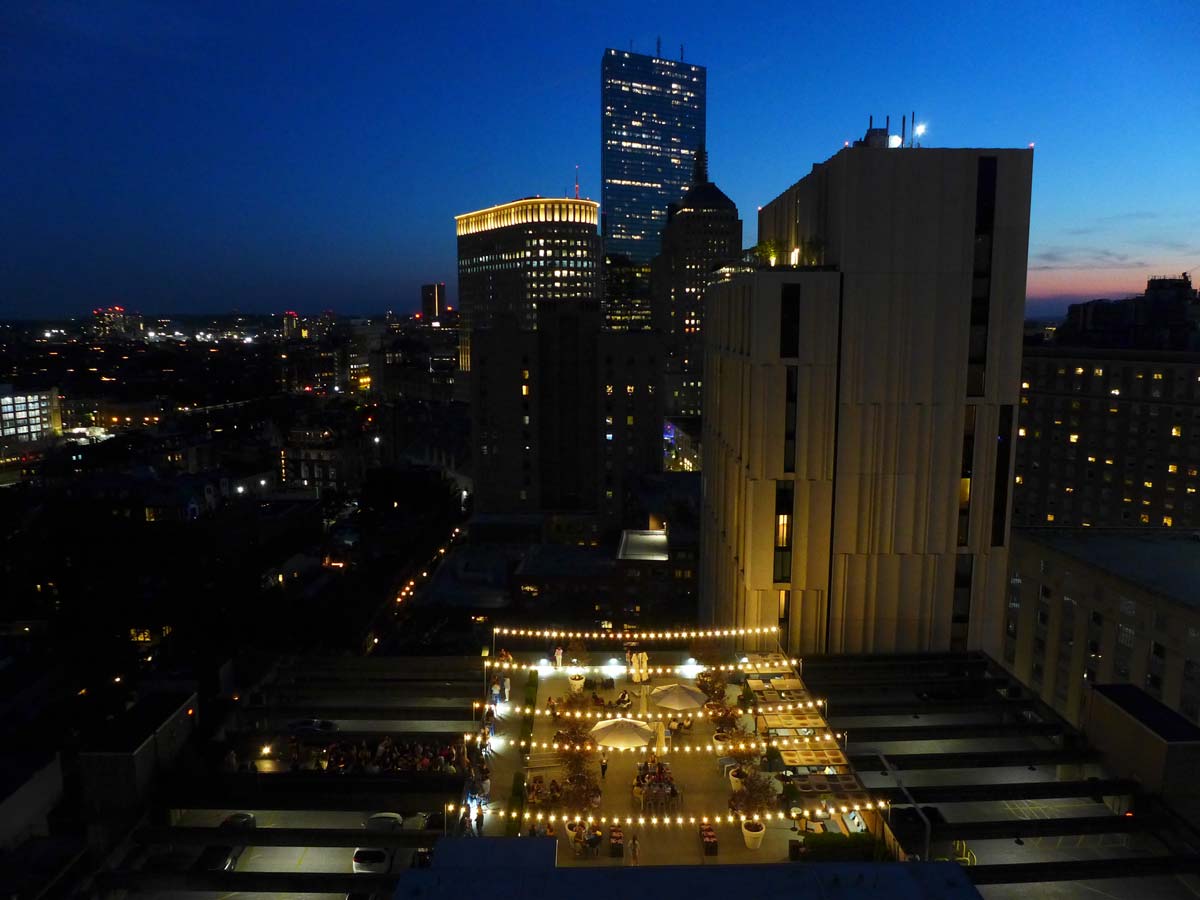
[914,123,927,137]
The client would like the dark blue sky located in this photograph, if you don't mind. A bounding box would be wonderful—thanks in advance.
[2,0,1198,319]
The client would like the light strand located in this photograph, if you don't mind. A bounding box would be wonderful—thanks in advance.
[516,738,845,751]
[482,660,802,673]
[471,702,825,719]
[494,626,781,641]
[441,805,887,823]
[463,732,843,746]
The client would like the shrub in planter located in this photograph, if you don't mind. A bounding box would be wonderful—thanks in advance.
[740,681,755,709]
[695,669,728,703]
[728,771,779,818]
[724,726,761,768]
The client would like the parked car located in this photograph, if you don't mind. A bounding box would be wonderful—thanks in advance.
[351,848,392,874]
[192,844,238,872]
[400,812,430,831]
[287,718,338,735]
[364,812,403,831]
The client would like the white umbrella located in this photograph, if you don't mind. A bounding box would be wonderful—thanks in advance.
[639,683,649,714]
[651,683,707,711]
[589,717,654,749]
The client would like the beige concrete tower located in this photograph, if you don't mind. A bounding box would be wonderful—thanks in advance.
[701,137,1032,655]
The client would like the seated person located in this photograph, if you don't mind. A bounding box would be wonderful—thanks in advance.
[680,716,693,731]
[632,783,644,801]
[668,782,678,798]
[616,689,631,706]
[591,692,605,707]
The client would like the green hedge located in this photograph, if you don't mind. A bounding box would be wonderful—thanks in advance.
[504,670,539,837]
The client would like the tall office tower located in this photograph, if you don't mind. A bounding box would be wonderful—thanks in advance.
[651,149,742,417]
[471,300,662,522]
[701,132,1032,655]
[602,253,653,332]
[601,48,706,266]
[421,283,447,321]
[455,197,601,371]
[1013,347,1200,528]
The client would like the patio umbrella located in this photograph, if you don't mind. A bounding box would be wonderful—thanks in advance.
[650,682,707,711]
[639,683,649,714]
[589,717,654,749]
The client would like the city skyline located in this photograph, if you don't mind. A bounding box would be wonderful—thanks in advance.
[3,0,1199,319]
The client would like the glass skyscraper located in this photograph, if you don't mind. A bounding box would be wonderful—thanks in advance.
[601,49,706,265]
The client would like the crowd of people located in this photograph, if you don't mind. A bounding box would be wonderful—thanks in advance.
[314,736,469,775]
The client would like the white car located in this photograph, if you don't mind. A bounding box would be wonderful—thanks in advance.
[363,812,403,832]
[351,848,392,874]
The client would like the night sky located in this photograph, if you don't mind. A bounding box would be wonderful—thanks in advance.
[3,0,1198,320]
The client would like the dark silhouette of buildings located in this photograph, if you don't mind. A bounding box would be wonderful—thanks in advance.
[651,148,742,417]
[421,283,447,321]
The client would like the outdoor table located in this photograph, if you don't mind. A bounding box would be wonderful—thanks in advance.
[746,678,766,691]
[699,822,718,855]
[779,750,803,767]
[771,677,802,691]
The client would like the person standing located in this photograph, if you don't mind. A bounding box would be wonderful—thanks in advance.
[554,645,563,669]
[475,803,484,837]
[480,775,492,806]
[629,833,640,865]
[503,674,511,703]
[600,752,608,780]
[490,678,501,707]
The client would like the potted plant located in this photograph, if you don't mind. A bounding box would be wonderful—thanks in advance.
[739,680,756,710]
[724,726,761,788]
[695,668,727,704]
[729,771,779,850]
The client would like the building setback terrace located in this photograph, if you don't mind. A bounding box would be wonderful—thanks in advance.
[470,624,898,867]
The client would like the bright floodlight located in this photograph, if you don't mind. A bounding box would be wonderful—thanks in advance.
[887,134,902,148]
[915,123,927,137]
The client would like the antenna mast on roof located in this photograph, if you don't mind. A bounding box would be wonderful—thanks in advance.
[574,165,580,200]
[656,35,661,57]
[680,43,685,61]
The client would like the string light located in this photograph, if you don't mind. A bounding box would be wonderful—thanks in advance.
[493,626,780,641]
[471,700,825,718]
[461,803,889,827]
[482,660,802,672]
[514,736,844,751]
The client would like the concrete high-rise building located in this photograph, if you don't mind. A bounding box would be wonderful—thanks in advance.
[455,197,601,371]
[1013,347,1200,528]
[471,301,662,523]
[421,283,447,321]
[701,134,1033,655]
[601,48,706,266]
[651,148,742,417]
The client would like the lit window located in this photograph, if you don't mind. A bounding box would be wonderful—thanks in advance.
[1015,475,1024,484]
[1172,426,1183,437]
[1111,389,1121,396]
[1069,434,1079,443]
[1021,381,1030,389]
[1153,372,1164,380]
[1144,481,1154,489]
[521,368,530,380]
[626,415,634,426]
[1093,367,1104,376]
[1046,513,1055,522]
[1074,367,1085,375]
[1164,515,1174,527]
[1018,427,1027,437]
[605,384,614,396]
[1087,456,1096,463]
[626,385,635,396]
[521,385,530,396]
[1105,458,1114,465]
[1169,464,1179,474]
[1140,513,1150,523]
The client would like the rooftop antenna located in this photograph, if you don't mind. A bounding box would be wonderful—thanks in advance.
[574,165,580,200]
[680,43,685,61]
[901,114,907,147]
[656,36,661,57]
[911,110,917,147]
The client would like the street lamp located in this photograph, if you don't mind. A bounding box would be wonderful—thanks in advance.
[914,123,927,148]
